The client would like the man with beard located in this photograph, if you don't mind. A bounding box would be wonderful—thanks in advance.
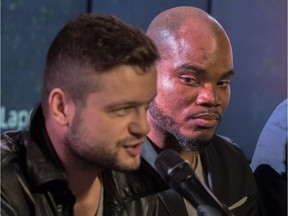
[102,6,259,216]
[1,14,158,216]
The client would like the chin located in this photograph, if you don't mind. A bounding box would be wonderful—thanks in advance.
[198,132,215,142]
[116,158,141,172]
[184,130,215,142]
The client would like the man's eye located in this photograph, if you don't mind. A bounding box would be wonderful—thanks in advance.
[180,76,199,86]
[113,107,132,116]
[217,80,231,88]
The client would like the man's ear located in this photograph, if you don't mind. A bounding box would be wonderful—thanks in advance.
[48,88,71,125]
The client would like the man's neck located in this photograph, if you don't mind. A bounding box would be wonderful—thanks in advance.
[45,122,103,215]
[67,168,102,216]
[73,175,102,216]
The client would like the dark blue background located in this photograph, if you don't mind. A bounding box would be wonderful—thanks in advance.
[2,0,287,159]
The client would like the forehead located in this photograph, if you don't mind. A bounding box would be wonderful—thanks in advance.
[160,26,233,75]
[87,65,157,106]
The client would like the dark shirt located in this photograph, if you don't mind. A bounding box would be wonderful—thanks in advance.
[251,99,287,216]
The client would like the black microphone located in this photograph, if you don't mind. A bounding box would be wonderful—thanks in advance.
[155,149,234,216]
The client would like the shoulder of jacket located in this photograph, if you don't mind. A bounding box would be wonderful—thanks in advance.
[102,159,167,200]
[1,131,27,168]
[1,132,33,216]
[207,134,249,163]
[214,134,240,149]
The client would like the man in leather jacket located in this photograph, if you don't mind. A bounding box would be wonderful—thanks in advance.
[1,13,159,216]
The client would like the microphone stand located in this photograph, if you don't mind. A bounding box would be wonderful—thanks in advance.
[197,205,222,216]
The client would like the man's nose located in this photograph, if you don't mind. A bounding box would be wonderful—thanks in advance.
[129,108,150,137]
[196,84,220,107]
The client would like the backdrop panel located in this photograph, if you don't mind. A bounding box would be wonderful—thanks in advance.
[1,1,287,159]
[212,0,287,158]
[92,0,209,31]
[2,0,87,131]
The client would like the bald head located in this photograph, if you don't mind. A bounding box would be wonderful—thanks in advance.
[147,6,231,57]
[146,6,234,146]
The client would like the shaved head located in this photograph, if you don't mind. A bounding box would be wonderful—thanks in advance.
[147,6,230,58]
[146,6,234,149]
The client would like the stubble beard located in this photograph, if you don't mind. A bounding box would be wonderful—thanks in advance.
[149,101,210,152]
[66,109,139,172]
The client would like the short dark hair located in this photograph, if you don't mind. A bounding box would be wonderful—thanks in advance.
[41,13,159,116]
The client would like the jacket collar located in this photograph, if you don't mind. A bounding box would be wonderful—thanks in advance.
[26,103,67,191]
[141,138,159,170]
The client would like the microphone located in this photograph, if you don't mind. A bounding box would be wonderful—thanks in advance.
[155,149,234,216]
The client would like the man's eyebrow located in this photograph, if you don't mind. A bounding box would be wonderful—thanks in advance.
[177,63,236,78]
[106,94,157,109]
[177,63,205,74]
[222,69,236,78]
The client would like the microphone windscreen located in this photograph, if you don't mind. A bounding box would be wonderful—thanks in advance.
[155,149,234,216]
[155,149,195,187]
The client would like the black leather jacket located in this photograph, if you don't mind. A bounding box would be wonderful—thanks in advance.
[1,106,259,216]
[0,106,169,216]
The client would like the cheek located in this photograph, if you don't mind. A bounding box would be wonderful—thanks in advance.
[156,88,186,116]
[157,78,195,107]
[80,113,111,138]
[161,75,173,88]
[96,117,129,142]
[157,81,176,105]
[219,89,231,111]
[157,74,174,96]
[224,92,231,108]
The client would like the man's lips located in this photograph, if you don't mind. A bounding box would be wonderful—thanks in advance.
[186,112,221,128]
[191,113,220,120]
[123,140,144,157]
